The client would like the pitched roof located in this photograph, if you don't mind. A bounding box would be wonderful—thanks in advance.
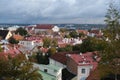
[35,24,54,29]
[50,51,79,65]
[0,30,9,39]
[68,52,98,70]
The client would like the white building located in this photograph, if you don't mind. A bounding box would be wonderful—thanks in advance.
[19,40,43,50]
[33,63,62,80]
[77,65,93,80]
[34,24,59,33]
[66,52,99,80]
[49,58,66,68]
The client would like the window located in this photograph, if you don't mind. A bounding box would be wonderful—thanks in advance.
[81,69,86,74]
[54,69,57,72]
[44,69,47,72]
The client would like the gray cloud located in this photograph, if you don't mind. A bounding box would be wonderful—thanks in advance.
[0,0,113,24]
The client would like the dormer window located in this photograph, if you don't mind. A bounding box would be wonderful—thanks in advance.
[81,68,86,74]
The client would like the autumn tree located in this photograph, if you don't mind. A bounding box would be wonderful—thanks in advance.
[47,47,56,56]
[99,3,120,80]
[0,54,42,80]
[69,31,78,38]
[43,37,58,48]
[58,45,73,52]
[43,37,52,48]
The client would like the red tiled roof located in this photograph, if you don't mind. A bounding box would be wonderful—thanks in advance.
[77,30,88,35]
[90,30,100,34]
[35,24,54,29]
[69,52,98,70]
[13,34,24,40]
[50,51,79,65]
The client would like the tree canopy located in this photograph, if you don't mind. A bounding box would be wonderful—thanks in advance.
[98,3,120,80]
[0,54,42,80]
[15,27,28,36]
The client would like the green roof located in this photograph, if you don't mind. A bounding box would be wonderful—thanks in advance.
[39,70,56,80]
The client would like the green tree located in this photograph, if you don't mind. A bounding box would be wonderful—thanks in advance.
[58,45,73,52]
[51,39,58,47]
[8,37,19,44]
[36,51,49,64]
[104,3,120,40]
[47,47,56,56]
[43,37,52,48]
[0,54,42,80]
[79,33,85,38]
[99,3,120,80]
[79,37,107,53]
[69,31,78,38]
[15,27,28,36]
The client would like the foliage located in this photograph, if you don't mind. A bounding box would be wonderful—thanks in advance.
[51,39,58,47]
[15,27,28,36]
[78,33,85,38]
[104,3,120,40]
[43,37,58,48]
[60,28,67,33]
[36,51,49,64]
[73,44,81,51]
[0,44,3,52]
[58,45,73,52]
[0,54,42,80]
[43,37,52,48]
[98,3,120,80]
[8,37,19,44]
[47,47,56,56]
[79,37,107,53]
[69,31,78,38]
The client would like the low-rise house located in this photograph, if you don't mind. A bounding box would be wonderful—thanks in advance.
[33,63,62,80]
[49,52,79,69]
[77,30,88,35]
[66,52,99,80]
[58,38,82,47]
[19,39,43,50]
[0,30,12,40]
[88,29,103,37]
[0,44,21,57]
[34,24,59,34]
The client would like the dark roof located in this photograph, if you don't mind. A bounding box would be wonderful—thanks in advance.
[35,24,54,29]
[62,68,76,80]
[50,51,79,65]
[0,30,9,39]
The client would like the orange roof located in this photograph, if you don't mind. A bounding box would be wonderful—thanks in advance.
[13,34,24,40]
[77,30,88,35]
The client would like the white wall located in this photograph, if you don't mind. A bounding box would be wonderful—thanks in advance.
[34,29,50,34]
[49,58,66,68]
[33,63,62,80]
[19,40,43,50]
[52,26,59,32]
[5,31,12,40]
[77,65,93,80]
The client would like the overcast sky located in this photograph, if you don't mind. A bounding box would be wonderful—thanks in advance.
[0,0,115,24]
